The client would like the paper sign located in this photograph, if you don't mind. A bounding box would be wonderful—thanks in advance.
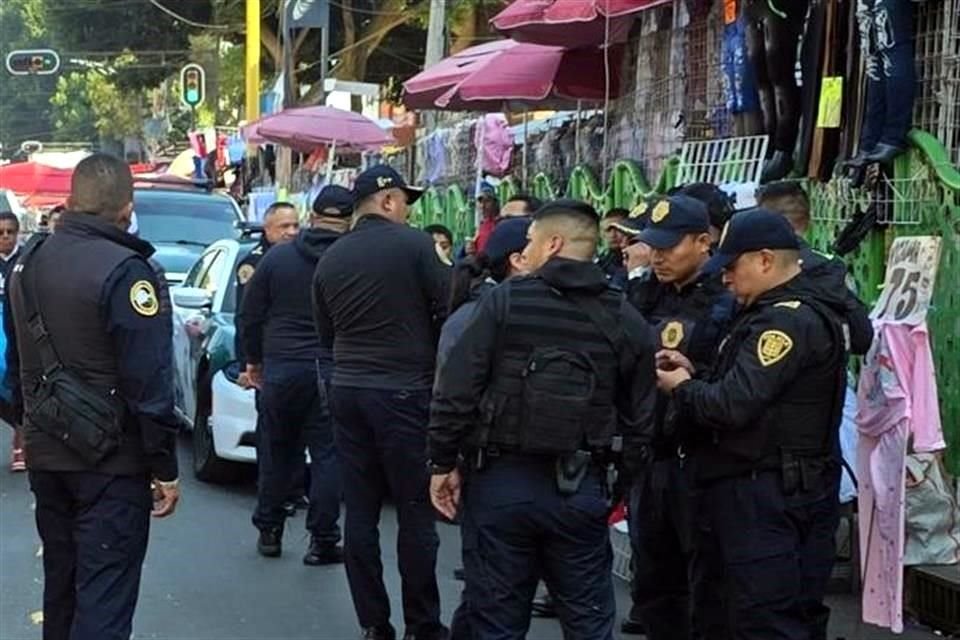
[724,0,737,24]
[816,77,843,129]
[871,236,942,325]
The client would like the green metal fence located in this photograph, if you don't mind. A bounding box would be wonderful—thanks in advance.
[413,130,960,473]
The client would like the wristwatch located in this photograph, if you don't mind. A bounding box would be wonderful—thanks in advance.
[427,461,455,475]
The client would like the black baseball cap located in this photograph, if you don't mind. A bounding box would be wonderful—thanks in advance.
[637,195,710,249]
[351,165,423,204]
[312,185,355,218]
[704,207,801,272]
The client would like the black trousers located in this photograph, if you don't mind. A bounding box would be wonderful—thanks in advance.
[330,385,442,638]
[630,459,728,640]
[29,470,151,640]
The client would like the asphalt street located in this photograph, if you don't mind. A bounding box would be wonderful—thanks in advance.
[0,429,943,640]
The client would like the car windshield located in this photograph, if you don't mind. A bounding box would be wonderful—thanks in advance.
[133,190,241,246]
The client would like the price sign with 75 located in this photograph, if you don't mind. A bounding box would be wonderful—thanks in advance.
[871,236,942,325]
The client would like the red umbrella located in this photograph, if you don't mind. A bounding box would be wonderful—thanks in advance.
[491,0,671,47]
[0,162,72,205]
[252,106,392,152]
[403,39,624,111]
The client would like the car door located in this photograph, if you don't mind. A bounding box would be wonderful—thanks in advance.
[172,243,232,426]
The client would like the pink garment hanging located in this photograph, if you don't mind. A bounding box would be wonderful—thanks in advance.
[474,115,514,177]
[856,320,945,633]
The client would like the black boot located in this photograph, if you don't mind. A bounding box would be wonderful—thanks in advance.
[303,537,344,566]
[362,625,396,640]
[761,150,794,183]
[257,527,282,558]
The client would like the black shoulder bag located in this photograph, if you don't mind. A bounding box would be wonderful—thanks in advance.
[17,235,125,465]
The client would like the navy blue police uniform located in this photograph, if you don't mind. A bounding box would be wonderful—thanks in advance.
[429,200,658,640]
[241,187,354,562]
[623,196,735,640]
[235,237,270,372]
[669,210,848,639]
[313,166,448,640]
[5,212,178,640]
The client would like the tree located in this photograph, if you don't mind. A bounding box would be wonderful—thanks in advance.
[50,56,147,145]
[0,0,57,153]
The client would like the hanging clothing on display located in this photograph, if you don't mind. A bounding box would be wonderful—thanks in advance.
[721,8,761,118]
[856,320,946,634]
[744,0,811,182]
[853,0,916,164]
[474,115,513,177]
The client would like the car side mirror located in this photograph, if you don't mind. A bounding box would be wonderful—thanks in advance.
[172,286,213,310]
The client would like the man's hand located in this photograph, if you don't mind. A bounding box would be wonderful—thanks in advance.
[463,237,477,256]
[656,349,695,374]
[657,366,692,392]
[245,364,263,390]
[237,371,252,389]
[430,469,462,521]
[151,479,180,518]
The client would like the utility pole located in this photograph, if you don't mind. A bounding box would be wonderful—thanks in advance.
[245,0,260,125]
[424,0,446,68]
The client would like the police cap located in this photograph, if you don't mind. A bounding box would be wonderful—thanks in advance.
[483,217,532,263]
[312,185,355,218]
[637,195,710,249]
[352,165,423,204]
[704,207,801,272]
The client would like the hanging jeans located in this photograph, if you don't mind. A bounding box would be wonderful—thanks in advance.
[858,0,916,149]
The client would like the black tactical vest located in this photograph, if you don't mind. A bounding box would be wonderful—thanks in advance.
[9,214,154,474]
[477,277,623,454]
[704,296,847,473]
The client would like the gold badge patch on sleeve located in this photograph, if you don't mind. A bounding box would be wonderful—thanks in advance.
[757,330,793,367]
[660,321,685,349]
[130,280,159,317]
[237,264,255,285]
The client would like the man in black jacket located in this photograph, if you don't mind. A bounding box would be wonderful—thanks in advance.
[658,209,849,639]
[429,200,658,640]
[313,166,448,640]
[5,153,179,640]
[240,186,353,564]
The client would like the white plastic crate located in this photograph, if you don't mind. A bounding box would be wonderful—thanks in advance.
[610,521,633,583]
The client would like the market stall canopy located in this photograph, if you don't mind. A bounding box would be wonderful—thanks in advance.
[245,106,393,153]
[491,0,671,47]
[0,161,72,208]
[402,39,625,112]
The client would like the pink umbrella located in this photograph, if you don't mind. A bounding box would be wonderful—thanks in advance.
[403,39,624,111]
[491,0,671,47]
[251,106,393,152]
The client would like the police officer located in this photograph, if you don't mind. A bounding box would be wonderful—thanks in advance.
[241,186,353,563]
[429,199,658,640]
[657,209,849,639]
[4,153,180,640]
[619,195,735,639]
[757,180,872,639]
[313,166,448,640]
[234,201,300,388]
[233,201,303,512]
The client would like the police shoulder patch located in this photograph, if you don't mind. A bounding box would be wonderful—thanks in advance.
[756,330,793,367]
[237,264,255,284]
[660,320,685,349]
[129,280,159,317]
[774,300,802,309]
